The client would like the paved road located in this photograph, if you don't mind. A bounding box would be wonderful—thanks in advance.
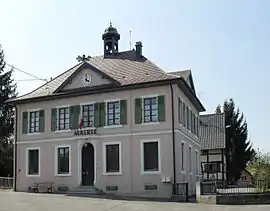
[0,191,270,211]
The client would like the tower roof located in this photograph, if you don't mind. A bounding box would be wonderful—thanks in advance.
[102,22,120,40]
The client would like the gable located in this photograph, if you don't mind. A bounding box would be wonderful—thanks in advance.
[186,74,196,94]
[55,62,119,92]
[61,67,113,91]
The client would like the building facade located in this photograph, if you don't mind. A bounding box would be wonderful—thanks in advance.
[199,113,226,181]
[10,24,205,198]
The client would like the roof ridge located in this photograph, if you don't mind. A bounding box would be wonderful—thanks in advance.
[16,62,84,99]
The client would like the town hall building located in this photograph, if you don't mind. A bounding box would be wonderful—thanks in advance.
[9,24,205,199]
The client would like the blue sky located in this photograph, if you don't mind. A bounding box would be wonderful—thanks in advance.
[1,0,269,151]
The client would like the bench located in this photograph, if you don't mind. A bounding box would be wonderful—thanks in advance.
[28,182,54,193]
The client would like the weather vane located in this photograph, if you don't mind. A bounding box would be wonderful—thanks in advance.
[76,54,91,62]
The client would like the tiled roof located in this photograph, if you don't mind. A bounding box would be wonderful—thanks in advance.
[167,70,191,81]
[13,50,177,101]
[199,113,226,150]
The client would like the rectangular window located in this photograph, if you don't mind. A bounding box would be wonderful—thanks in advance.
[187,107,190,130]
[29,111,40,133]
[204,162,221,173]
[27,148,39,176]
[191,113,195,133]
[179,98,183,124]
[142,140,160,172]
[107,101,120,125]
[82,104,94,128]
[181,142,185,171]
[105,144,120,173]
[143,97,158,123]
[189,146,192,174]
[58,107,70,130]
[183,103,186,127]
[56,146,70,175]
[195,150,199,175]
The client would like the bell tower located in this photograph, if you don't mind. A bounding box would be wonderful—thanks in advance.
[102,23,120,57]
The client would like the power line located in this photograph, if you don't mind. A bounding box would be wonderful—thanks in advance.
[5,63,48,82]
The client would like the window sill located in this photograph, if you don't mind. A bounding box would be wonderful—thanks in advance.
[27,174,40,177]
[141,170,161,175]
[55,173,72,177]
[102,172,122,176]
[54,129,72,133]
[141,122,160,126]
[103,125,123,129]
[26,132,41,136]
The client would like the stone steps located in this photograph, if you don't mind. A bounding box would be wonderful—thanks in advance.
[66,186,103,197]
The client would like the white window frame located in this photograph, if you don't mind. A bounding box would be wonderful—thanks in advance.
[181,140,186,174]
[27,108,41,135]
[103,99,123,129]
[140,95,161,125]
[140,139,161,174]
[55,105,71,133]
[189,145,192,175]
[102,141,122,175]
[26,147,40,177]
[179,97,183,126]
[80,101,95,129]
[55,144,72,177]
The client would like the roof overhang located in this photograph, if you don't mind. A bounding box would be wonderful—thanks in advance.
[8,77,205,112]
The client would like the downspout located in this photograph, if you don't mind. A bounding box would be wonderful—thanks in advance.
[169,83,176,194]
[13,105,18,191]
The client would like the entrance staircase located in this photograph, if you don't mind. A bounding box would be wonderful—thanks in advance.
[66,186,104,197]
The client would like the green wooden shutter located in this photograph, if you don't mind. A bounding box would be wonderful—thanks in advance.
[22,112,28,134]
[99,102,106,127]
[39,110,45,132]
[70,105,80,129]
[51,108,57,131]
[158,95,165,122]
[120,100,127,125]
[135,98,142,124]
[94,103,100,127]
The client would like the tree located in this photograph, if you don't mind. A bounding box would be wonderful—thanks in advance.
[216,98,255,183]
[0,45,17,177]
[247,150,270,181]
[215,104,222,114]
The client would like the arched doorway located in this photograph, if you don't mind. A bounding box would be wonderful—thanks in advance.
[81,143,94,186]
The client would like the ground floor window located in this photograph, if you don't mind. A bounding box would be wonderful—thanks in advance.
[141,140,160,173]
[103,142,121,174]
[55,145,71,175]
[27,148,40,176]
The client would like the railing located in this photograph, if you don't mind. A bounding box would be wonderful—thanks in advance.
[200,180,270,195]
[0,177,13,189]
[217,180,270,195]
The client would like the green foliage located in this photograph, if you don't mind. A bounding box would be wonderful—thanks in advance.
[216,98,256,183]
[248,150,270,182]
[0,45,17,177]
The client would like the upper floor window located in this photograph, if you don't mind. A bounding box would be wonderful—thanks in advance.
[107,101,120,126]
[82,104,94,128]
[58,107,70,130]
[22,110,45,134]
[135,95,165,124]
[181,142,185,172]
[29,111,40,133]
[143,97,158,123]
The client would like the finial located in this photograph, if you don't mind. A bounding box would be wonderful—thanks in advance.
[76,54,91,62]
[109,22,112,27]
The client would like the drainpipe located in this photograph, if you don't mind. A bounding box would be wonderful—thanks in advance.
[13,105,18,191]
[169,83,176,194]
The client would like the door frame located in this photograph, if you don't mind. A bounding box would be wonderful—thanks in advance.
[78,140,97,186]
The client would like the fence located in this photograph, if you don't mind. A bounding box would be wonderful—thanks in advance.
[201,180,270,195]
[0,177,13,189]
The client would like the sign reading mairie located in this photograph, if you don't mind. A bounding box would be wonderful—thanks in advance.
[74,128,97,136]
